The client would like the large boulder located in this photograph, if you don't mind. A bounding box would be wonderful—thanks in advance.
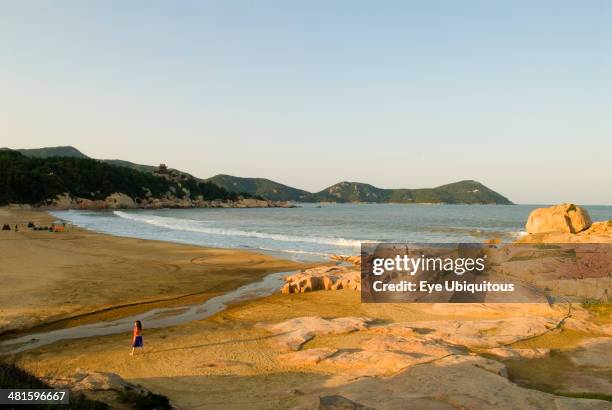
[526,203,592,234]
[104,193,136,209]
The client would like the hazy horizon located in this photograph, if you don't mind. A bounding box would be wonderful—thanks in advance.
[2,1,611,205]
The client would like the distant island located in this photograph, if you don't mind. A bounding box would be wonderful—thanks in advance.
[0,146,513,207]
[207,175,512,205]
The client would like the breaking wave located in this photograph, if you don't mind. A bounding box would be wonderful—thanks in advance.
[113,211,367,248]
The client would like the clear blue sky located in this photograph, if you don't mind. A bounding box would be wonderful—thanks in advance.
[1,1,611,204]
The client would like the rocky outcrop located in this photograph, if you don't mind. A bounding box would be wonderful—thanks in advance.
[104,193,136,209]
[563,318,612,335]
[487,347,550,359]
[261,313,612,408]
[262,316,372,351]
[569,338,612,368]
[371,317,559,348]
[44,192,295,210]
[46,369,135,392]
[322,334,463,377]
[296,354,612,410]
[526,203,592,234]
[330,255,362,265]
[518,220,612,244]
[281,266,361,294]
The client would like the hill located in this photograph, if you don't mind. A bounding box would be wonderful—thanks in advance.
[14,146,89,159]
[206,174,312,202]
[0,150,241,206]
[7,146,513,204]
[209,177,512,204]
[104,159,158,173]
[12,146,192,177]
[314,180,512,204]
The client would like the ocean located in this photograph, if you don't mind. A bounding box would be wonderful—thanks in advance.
[52,204,611,262]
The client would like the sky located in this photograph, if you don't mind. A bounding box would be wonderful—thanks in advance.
[1,1,611,205]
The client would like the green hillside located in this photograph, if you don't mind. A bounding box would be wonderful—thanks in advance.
[315,180,512,204]
[207,174,312,202]
[13,146,190,177]
[209,177,512,204]
[314,181,386,202]
[0,150,240,205]
[6,146,513,204]
[15,146,89,159]
[104,159,157,173]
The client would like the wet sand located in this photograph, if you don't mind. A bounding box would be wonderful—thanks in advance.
[0,207,305,334]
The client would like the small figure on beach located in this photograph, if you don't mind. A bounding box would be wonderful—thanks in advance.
[130,320,144,356]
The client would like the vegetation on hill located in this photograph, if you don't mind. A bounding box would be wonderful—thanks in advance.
[13,146,212,183]
[206,174,311,202]
[0,150,242,205]
[315,180,512,204]
[5,146,513,204]
[104,159,157,173]
[211,177,513,204]
[14,146,89,159]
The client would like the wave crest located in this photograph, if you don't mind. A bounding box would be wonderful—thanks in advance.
[113,211,365,248]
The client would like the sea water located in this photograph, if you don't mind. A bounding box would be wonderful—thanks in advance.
[52,204,611,261]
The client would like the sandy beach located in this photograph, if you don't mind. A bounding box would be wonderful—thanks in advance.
[2,207,612,409]
[0,207,305,334]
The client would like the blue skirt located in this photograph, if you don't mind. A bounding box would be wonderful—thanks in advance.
[133,335,143,347]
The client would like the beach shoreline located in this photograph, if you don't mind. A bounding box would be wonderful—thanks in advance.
[0,207,309,335]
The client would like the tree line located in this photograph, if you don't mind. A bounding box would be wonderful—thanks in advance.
[0,150,252,205]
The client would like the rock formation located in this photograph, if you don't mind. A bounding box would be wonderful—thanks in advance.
[262,316,372,351]
[281,266,361,294]
[46,369,137,392]
[370,317,559,348]
[104,193,136,209]
[526,203,592,234]
[46,192,294,210]
[260,313,612,408]
[519,220,612,244]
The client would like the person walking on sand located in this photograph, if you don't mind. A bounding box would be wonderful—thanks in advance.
[130,320,144,356]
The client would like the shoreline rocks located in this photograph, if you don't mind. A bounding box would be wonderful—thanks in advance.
[281,266,361,294]
[35,192,295,210]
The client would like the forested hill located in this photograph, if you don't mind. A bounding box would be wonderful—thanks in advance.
[314,180,513,204]
[206,174,312,202]
[210,175,513,204]
[0,150,241,206]
[5,146,513,204]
